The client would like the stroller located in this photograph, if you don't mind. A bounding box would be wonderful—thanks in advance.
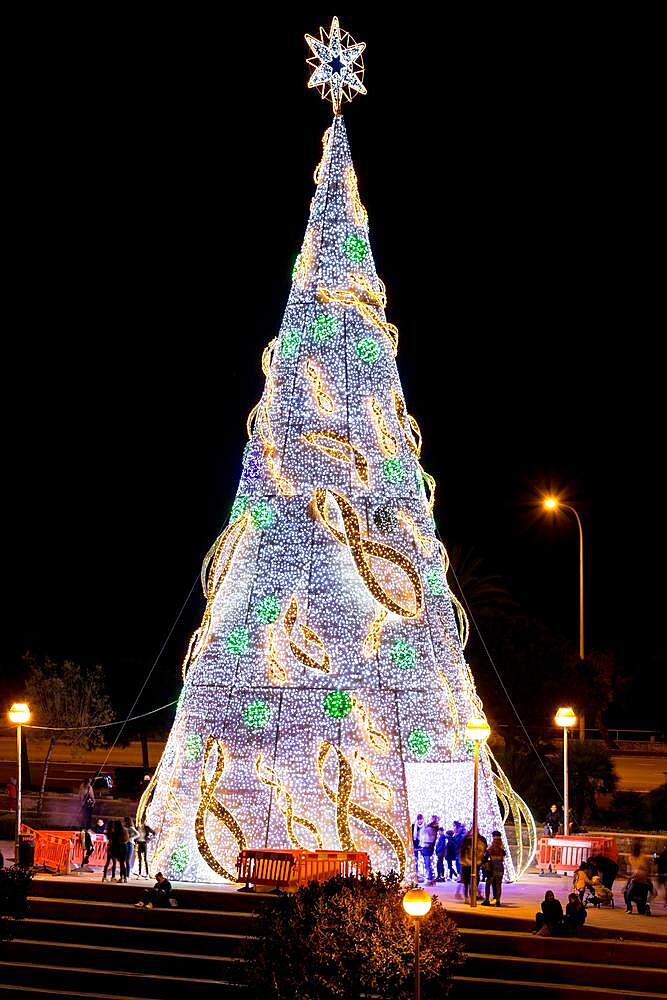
[584,874,615,909]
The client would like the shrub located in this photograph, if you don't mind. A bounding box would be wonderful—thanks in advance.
[249,873,465,999]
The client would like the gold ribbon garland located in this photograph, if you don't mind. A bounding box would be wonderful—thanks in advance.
[312,488,423,619]
[293,226,318,289]
[255,754,323,850]
[317,741,406,878]
[362,605,389,659]
[397,510,435,556]
[183,513,250,678]
[284,596,331,673]
[487,745,537,879]
[246,339,296,497]
[352,750,392,805]
[305,359,336,415]
[352,697,390,753]
[266,624,288,685]
[344,165,368,227]
[436,671,460,755]
[392,389,422,458]
[369,397,398,457]
[313,126,332,184]
[317,281,399,356]
[195,737,247,881]
[302,430,370,487]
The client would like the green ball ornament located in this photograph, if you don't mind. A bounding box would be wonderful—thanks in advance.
[390,638,417,670]
[251,502,275,530]
[230,495,248,522]
[281,328,300,359]
[408,729,432,758]
[323,690,353,719]
[425,568,445,597]
[243,699,271,729]
[226,626,250,655]
[184,734,203,761]
[170,844,189,874]
[383,457,405,485]
[311,314,338,342]
[343,233,368,263]
[256,595,281,625]
[355,337,381,364]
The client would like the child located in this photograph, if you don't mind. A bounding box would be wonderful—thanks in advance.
[573,862,591,901]
[588,874,613,906]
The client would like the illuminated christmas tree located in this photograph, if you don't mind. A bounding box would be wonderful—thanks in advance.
[143,17,535,884]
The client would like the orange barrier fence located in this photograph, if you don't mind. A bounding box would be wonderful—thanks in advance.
[236,849,300,891]
[537,836,618,875]
[21,825,73,874]
[236,848,371,892]
[71,833,108,868]
[297,850,370,885]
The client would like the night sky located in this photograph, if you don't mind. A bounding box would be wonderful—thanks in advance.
[4,16,662,729]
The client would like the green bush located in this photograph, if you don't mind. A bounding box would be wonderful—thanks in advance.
[249,873,465,999]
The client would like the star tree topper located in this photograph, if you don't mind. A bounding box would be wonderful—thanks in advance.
[305,16,366,115]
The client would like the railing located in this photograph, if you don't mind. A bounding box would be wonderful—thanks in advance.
[236,849,371,892]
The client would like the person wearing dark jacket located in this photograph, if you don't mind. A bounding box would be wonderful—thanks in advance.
[564,893,587,933]
[588,853,619,890]
[535,890,564,934]
[624,872,654,915]
[444,830,457,880]
[435,828,447,882]
[134,872,172,908]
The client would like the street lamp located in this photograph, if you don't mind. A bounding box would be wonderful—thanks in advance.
[8,703,31,861]
[464,717,491,908]
[543,497,585,739]
[403,887,432,1000]
[555,706,577,836]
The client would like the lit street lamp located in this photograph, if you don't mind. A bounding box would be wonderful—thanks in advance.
[464,717,491,908]
[8,702,31,862]
[555,707,577,836]
[543,496,585,739]
[403,887,432,1000]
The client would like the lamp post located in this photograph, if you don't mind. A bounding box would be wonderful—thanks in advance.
[8,702,31,862]
[403,887,432,1000]
[555,706,577,836]
[543,497,585,739]
[464,717,491,908]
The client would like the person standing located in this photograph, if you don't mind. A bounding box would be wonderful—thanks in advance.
[482,830,506,906]
[134,821,154,878]
[458,828,486,902]
[123,817,139,877]
[80,827,95,870]
[6,777,17,813]
[545,804,562,838]
[654,845,667,905]
[444,830,457,880]
[411,814,425,881]
[419,815,439,887]
[79,778,95,828]
[102,820,117,882]
[435,827,447,882]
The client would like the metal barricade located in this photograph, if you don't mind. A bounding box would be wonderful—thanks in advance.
[70,833,108,868]
[538,836,618,875]
[236,849,300,892]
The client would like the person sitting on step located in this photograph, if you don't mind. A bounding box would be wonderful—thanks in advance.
[134,871,173,908]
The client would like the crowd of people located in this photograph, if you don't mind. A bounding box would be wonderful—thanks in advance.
[412,814,506,905]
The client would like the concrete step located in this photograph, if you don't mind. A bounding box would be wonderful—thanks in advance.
[0,961,248,999]
[27,896,258,934]
[3,938,249,982]
[451,975,667,998]
[30,877,269,912]
[463,952,667,994]
[450,906,663,943]
[18,916,251,957]
[461,928,667,969]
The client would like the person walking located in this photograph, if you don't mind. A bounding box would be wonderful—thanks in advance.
[482,830,506,906]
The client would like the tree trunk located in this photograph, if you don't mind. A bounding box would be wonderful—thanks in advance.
[38,737,57,814]
[595,710,614,749]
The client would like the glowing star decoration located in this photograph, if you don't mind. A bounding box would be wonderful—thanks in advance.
[305,17,366,116]
[323,689,353,719]
[407,729,432,758]
[145,51,533,887]
[243,699,271,730]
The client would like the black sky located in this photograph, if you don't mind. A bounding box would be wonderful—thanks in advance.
[4,15,663,728]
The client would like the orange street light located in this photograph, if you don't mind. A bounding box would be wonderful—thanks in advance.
[403,888,432,1000]
[464,718,491,908]
[555,707,577,835]
[8,703,31,861]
